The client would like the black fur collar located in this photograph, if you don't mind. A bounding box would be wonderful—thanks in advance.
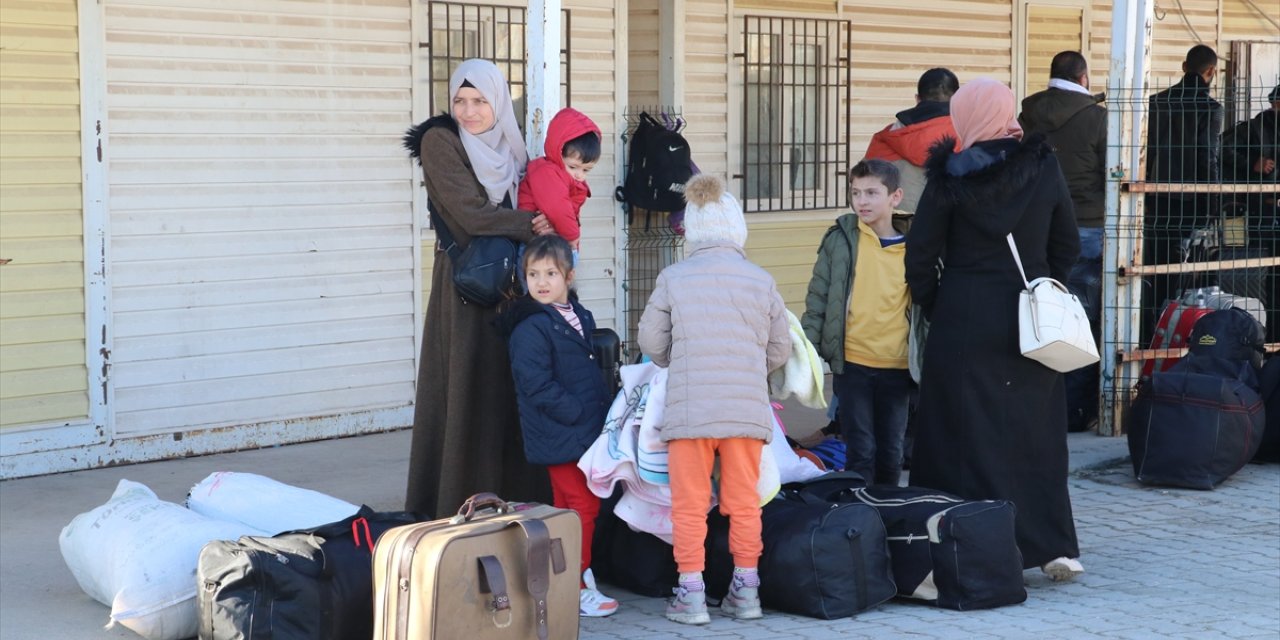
[924,133,1053,209]
[494,291,583,338]
[402,113,456,165]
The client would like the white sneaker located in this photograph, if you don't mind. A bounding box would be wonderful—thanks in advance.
[580,587,620,617]
[1041,557,1085,582]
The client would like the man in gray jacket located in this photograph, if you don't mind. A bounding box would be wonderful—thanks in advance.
[1019,50,1106,432]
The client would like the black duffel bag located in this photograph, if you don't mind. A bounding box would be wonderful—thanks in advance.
[590,490,678,598]
[705,490,895,619]
[197,506,421,640]
[801,484,1025,611]
[1128,356,1265,489]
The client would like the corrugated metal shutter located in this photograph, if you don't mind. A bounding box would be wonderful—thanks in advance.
[686,0,731,179]
[1150,0,1221,82]
[1024,4,1085,97]
[628,0,660,106]
[0,0,90,429]
[103,0,416,435]
[564,0,621,326]
[842,0,1014,158]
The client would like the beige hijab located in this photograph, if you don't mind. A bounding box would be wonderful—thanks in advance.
[949,78,1024,150]
[449,59,528,205]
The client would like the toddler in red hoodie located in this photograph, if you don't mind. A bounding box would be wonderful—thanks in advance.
[518,107,602,263]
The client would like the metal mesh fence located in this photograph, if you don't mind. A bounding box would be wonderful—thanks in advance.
[1104,78,1278,432]
[619,107,686,360]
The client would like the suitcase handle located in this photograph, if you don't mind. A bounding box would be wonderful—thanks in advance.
[453,492,512,523]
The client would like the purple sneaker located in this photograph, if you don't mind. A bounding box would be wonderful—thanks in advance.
[665,582,710,625]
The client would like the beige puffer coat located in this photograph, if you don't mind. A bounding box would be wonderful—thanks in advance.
[637,241,791,442]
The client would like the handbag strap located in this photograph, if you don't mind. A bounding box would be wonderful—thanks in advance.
[428,202,464,262]
[1006,233,1031,289]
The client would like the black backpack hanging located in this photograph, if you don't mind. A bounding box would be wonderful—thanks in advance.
[617,112,694,215]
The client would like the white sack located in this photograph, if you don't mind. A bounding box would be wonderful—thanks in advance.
[186,471,359,535]
[59,479,262,640]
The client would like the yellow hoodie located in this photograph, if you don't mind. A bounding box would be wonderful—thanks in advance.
[843,218,910,369]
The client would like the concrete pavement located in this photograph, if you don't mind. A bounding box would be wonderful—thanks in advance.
[1,402,1276,639]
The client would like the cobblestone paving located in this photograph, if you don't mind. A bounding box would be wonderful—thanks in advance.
[581,462,1280,639]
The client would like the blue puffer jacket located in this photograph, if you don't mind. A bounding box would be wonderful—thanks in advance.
[502,296,611,465]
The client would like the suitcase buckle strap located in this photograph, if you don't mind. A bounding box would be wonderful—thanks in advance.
[477,555,514,628]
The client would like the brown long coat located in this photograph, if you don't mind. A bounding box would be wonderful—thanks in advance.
[403,114,550,518]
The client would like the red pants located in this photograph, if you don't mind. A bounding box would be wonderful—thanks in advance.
[546,462,599,584]
[668,437,763,574]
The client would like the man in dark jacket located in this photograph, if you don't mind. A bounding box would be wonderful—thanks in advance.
[1221,84,1278,334]
[1223,84,1278,187]
[1142,44,1224,342]
[1019,50,1106,432]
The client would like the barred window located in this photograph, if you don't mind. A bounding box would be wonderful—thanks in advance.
[427,2,571,127]
[740,16,851,213]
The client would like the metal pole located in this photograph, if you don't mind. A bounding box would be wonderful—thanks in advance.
[525,0,562,157]
[1101,0,1154,436]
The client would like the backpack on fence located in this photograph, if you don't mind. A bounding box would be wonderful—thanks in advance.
[618,112,693,215]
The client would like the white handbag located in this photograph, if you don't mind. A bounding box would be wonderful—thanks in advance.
[1007,234,1100,373]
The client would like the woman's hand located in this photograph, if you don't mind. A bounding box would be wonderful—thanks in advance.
[531,213,555,236]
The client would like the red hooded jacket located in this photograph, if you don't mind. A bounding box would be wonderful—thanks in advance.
[864,111,958,166]
[517,108,601,243]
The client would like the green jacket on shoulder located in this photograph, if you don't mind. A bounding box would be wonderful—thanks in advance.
[801,211,920,377]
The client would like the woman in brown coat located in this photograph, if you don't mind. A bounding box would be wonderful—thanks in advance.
[402,59,554,517]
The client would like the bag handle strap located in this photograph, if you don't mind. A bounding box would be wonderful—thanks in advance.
[1006,233,1031,289]
[477,555,514,628]
[470,518,552,640]
[514,519,552,640]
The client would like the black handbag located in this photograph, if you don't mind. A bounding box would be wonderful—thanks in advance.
[429,204,519,307]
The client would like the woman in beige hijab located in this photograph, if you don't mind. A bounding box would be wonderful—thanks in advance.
[402,59,554,518]
[905,78,1084,581]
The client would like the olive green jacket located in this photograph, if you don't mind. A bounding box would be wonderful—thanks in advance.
[800,212,915,376]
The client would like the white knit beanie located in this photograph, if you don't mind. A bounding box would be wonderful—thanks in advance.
[681,175,748,248]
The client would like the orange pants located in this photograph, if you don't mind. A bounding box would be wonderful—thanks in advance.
[668,437,763,574]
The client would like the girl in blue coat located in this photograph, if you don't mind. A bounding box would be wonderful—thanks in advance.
[500,233,618,617]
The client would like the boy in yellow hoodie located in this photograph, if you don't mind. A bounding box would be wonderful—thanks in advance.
[801,159,913,486]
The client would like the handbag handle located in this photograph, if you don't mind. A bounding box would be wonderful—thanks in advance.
[1006,233,1031,289]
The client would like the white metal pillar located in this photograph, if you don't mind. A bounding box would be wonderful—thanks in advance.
[1100,0,1154,436]
[658,0,686,107]
[525,0,563,157]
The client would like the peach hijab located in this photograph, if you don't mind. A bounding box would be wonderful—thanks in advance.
[949,78,1024,150]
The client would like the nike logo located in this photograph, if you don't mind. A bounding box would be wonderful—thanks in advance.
[668,146,683,152]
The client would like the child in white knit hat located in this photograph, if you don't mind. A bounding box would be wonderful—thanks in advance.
[637,175,791,625]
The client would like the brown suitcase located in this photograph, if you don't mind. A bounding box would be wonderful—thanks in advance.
[373,493,581,640]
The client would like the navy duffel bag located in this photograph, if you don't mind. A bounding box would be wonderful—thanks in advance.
[1128,359,1265,490]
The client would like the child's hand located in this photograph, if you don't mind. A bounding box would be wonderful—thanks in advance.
[571,238,580,250]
